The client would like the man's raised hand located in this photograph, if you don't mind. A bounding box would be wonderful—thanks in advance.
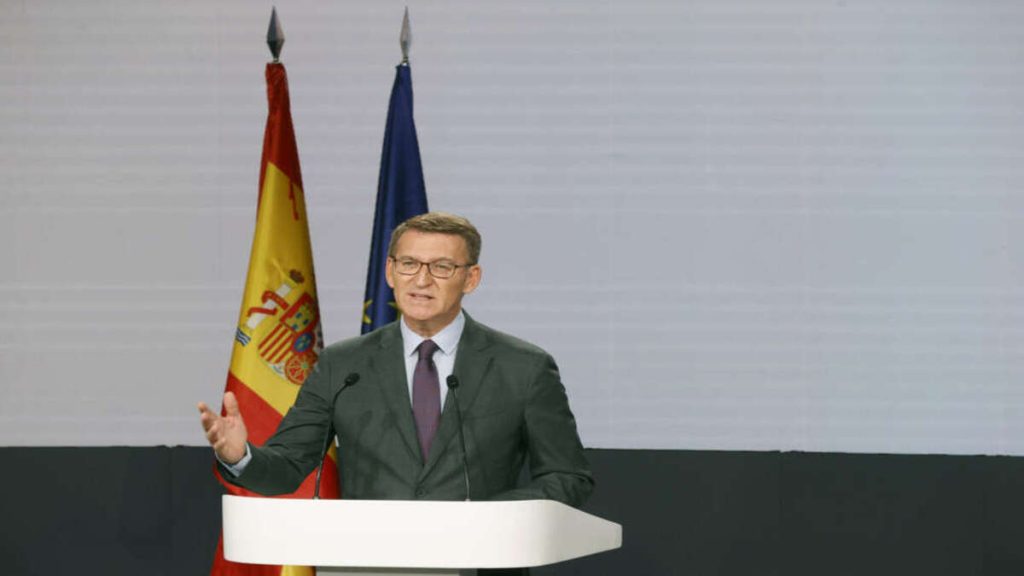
[198,391,248,465]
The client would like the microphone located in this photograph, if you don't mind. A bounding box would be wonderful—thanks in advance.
[313,372,360,499]
[446,375,472,501]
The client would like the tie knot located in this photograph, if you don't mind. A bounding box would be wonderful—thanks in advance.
[417,339,439,361]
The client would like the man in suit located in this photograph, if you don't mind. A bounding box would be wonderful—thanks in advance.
[199,213,593,565]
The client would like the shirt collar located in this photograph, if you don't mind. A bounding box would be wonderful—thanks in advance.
[400,310,465,357]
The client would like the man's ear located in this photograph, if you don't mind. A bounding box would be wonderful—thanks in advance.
[385,258,396,289]
[462,265,482,295]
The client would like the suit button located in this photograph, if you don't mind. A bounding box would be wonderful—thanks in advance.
[415,487,425,497]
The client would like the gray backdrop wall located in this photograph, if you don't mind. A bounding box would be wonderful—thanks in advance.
[4,0,1022,455]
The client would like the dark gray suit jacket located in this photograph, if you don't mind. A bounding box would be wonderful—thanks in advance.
[227,313,593,507]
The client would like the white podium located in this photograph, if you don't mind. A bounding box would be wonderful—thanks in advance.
[223,495,622,576]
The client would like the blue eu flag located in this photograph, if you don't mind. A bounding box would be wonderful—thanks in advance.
[362,64,428,333]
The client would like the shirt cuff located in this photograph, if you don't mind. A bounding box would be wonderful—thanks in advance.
[217,443,252,477]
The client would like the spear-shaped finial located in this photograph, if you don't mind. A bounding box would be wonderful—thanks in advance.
[267,7,285,62]
[400,7,411,65]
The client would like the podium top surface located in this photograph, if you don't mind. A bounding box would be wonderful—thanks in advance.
[222,495,622,569]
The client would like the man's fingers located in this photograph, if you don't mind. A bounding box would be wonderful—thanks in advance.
[205,420,220,442]
[198,409,218,432]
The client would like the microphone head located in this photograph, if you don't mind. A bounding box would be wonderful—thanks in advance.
[344,373,360,386]
[446,375,459,389]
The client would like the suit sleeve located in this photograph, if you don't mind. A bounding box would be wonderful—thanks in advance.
[219,354,336,495]
[489,353,594,507]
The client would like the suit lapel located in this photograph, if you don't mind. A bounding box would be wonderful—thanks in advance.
[420,313,492,479]
[371,323,422,464]
[448,314,491,419]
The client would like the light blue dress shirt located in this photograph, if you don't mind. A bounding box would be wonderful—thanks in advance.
[399,309,464,410]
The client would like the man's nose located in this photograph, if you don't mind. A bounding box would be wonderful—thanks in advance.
[413,265,434,286]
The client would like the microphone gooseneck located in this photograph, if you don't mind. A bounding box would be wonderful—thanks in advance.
[446,374,472,501]
[313,372,360,499]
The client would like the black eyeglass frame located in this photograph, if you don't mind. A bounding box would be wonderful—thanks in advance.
[388,256,474,279]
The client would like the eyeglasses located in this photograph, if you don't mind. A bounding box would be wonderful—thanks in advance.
[390,257,472,279]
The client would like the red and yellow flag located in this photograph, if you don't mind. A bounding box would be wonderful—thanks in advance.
[211,62,339,576]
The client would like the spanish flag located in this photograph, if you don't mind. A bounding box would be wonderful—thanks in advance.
[210,62,339,576]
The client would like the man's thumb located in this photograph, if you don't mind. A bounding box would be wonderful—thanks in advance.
[223,391,242,418]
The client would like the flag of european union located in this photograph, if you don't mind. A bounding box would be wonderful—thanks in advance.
[361,64,428,333]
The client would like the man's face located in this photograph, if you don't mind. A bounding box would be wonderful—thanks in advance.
[385,230,481,337]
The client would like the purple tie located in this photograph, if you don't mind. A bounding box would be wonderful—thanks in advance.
[412,339,441,461]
